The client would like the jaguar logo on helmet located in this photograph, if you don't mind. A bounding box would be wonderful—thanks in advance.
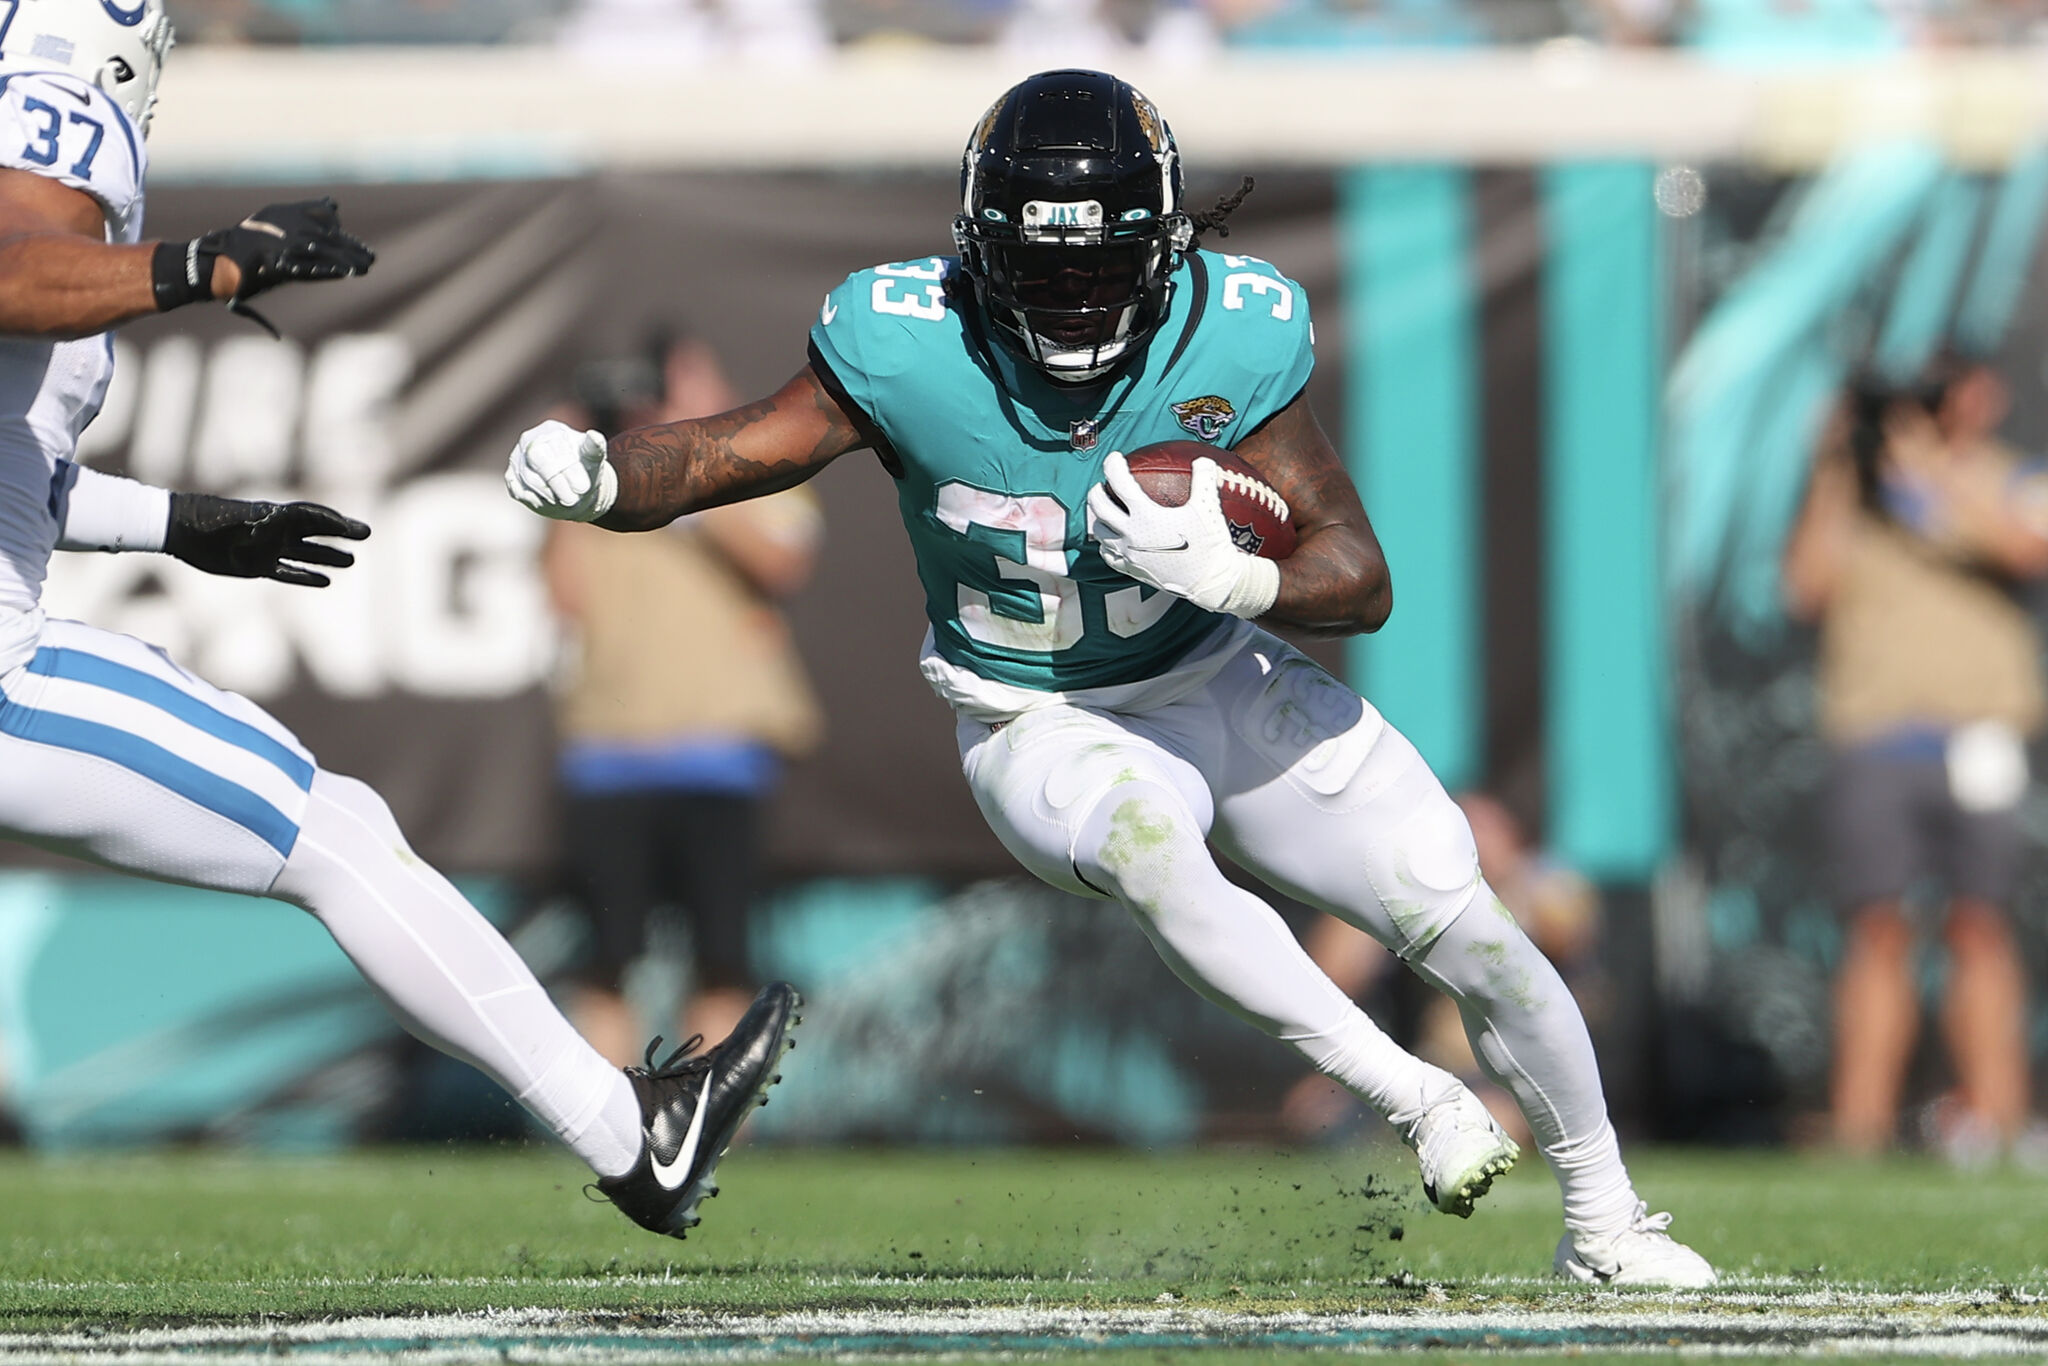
[969,97,1003,157]
[1171,396,1237,443]
[1130,91,1168,155]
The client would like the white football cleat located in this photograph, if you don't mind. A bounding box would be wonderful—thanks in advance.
[1404,1089,1520,1217]
[1554,1203,1718,1287]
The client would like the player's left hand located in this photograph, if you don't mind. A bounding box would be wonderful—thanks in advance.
[1085,452,1279,619]
[163,493,370,588]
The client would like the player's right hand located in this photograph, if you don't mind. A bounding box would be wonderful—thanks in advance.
[506,420,619,521]
[185,198,376,337]
[207,199,376,300]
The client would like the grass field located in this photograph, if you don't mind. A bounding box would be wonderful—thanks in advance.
[2,1143,2044,1361]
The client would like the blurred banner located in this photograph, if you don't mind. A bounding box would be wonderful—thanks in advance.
[5,155,2047,1148]
[26,170,1600,881]
[35,175,1005,880]
[25,173,1374,883]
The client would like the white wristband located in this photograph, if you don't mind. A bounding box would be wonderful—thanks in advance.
[1219,554,1280,620]
[53,463,171,553]
[591,459,619,520]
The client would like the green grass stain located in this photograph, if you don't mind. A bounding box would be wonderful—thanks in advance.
[1467,938,1540,1011]
[1099,797,1178,878]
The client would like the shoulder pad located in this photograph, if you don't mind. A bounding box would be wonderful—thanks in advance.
[1197,249,1309,328]
[0,67,144,235]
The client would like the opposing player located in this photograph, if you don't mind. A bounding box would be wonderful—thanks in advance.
[0,0,794,1239]
[508,69,1714,1284]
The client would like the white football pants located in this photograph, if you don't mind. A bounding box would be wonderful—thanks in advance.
[960,627,1639,1237]
[0,617,643,1177]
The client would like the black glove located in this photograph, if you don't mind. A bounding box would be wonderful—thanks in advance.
[152,198,375,337]
[164,493,370,589]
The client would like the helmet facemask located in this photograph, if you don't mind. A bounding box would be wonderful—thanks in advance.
[958,210,1190,385]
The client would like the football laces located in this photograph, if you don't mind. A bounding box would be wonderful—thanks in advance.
[1217,468,1289,523]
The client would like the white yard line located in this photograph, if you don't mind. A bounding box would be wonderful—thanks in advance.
[5,1301,2048,1361]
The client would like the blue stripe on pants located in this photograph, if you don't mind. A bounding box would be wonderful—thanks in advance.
[27,646,314,789]
[0,683,303,859]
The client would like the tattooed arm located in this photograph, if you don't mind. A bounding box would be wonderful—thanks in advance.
[594,367,868,532]
[1232,394,1392,636]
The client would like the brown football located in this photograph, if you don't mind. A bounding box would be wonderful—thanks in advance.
[1118,441,1297,560]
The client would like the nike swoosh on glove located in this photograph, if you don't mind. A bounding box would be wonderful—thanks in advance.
[504,419,618,522]
[1084,451,1280,619]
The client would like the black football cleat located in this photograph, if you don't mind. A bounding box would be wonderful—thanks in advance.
[596,981,801,1238]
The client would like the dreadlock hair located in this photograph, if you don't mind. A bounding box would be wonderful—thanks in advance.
[1188,176,1256,248]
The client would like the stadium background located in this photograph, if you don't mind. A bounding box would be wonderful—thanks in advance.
[2,2,2047,1156]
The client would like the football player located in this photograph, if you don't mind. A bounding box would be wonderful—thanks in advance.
[0,0,794,1238]
[508,69,1713,1284]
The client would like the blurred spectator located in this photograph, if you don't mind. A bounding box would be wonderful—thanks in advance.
[558,0,829,64]
[1279,792,1604,1144]
[1677,0,1907,52]
[1783,359,2048,1164]
[152,0,2048,46]
[1001,0,1132,62]
[1202,0,1491,46]
[542,332,824,1066]
[169,0,569,44]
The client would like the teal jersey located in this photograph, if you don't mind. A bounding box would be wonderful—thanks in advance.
[808,249,1314,692]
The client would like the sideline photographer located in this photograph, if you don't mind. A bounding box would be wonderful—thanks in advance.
[1784,357,2048,1163]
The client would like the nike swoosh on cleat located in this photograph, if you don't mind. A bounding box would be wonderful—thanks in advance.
[648,1072,713,1192]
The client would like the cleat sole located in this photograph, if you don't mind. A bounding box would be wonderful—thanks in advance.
[1433,1146,1519,1218]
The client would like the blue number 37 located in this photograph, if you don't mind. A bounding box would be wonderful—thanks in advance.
[19,95,104,179]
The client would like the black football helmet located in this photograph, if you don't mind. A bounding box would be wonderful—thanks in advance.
[953,69,1194,386]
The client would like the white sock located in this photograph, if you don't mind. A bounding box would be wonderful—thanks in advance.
[271,770,645,1179]
[1412,890,1640,1237]
[1544,1120,1639,1236]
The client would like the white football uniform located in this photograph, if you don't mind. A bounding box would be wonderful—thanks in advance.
[0,70,646,1178]
[943,617,1651,1245]
[0,60,311,894]
[946,620,1483,959]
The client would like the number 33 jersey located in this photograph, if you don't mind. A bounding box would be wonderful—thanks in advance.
[0,61,146,624]
[808,248,1314,696]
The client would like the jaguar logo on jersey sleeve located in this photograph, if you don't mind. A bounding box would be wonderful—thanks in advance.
[1171,395,1237,443]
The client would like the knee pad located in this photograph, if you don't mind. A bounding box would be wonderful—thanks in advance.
[1074,779,1207,909]
[1363,778,1484,959]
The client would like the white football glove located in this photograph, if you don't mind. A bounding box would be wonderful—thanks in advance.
[504,420,618,522]
[1084,451,1280,619]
